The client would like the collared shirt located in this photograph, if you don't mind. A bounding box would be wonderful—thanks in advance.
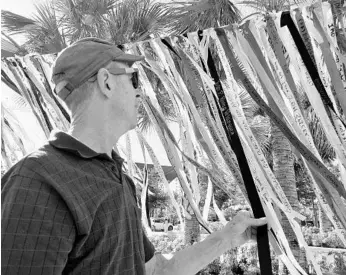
[2,130,155,275]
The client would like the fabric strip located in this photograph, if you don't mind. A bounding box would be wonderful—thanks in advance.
[280,11,346,128]
[197,32,273,275]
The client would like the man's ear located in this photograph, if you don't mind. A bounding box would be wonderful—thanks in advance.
[97,68,112,98]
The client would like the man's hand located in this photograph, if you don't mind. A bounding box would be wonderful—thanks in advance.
[146,210,268,275]
[221,210,268,247]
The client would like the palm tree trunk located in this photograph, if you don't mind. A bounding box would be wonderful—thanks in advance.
[183,196,201,245]
[318,201,333,233]
[271,123,305,274]
[184,214,201,245]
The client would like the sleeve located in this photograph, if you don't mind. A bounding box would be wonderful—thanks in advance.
[143,232,156,263]
[1,171,76,275]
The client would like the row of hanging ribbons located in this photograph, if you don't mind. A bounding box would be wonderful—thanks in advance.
[126,2,346,275]
[2,2,346,274]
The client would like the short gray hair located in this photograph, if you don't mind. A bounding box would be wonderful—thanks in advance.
[56,80,96,117]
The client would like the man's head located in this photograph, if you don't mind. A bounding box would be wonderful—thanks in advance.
[51,37,144,130]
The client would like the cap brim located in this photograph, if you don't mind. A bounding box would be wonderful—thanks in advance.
[115,53,145,63]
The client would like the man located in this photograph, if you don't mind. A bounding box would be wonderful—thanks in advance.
[2,37,267,275]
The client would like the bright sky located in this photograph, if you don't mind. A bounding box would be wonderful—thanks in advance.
[2,0,38,16]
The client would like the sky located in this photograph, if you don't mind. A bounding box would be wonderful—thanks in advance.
[2,0,37,16]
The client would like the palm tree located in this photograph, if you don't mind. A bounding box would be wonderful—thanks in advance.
[238,0,304,13]
[164,0,241,35]
[270,122,303,275]
[1,0,174,53]
[1,3,67,54]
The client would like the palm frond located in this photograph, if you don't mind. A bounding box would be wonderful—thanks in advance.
[238,88,261,121]
[107,0,172,45]
[1,10,37,35]
[1,31,27,55]
[30,2,67,52]
[56,0,114,42]
[237,84,271,158]
[299,92,335,162]
[1,3,67,54]
[305,106,335,162]
[249,116,271,156]
[238,0,306,12]
[164,0,241,35]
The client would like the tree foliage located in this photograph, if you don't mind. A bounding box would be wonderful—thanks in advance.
[146,168,171,210]
[164,0,241,35]
[2,3,67,54]
[238,0,306,13]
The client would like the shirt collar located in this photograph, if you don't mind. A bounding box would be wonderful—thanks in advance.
[49,130,124,164]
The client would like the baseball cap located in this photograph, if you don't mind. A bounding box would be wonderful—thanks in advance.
[51,37,145,100]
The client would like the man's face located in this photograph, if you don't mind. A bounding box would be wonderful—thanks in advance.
[106,61,141,130]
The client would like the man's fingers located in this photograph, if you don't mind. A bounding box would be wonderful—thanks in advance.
[247,217,268,227]
[235,211,268,227]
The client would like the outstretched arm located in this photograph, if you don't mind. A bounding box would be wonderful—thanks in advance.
[145,211,267,275]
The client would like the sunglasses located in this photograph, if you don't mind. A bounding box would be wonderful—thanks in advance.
[89,67,139,89]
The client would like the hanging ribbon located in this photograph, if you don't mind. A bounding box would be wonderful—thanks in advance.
[292,9,346,154]
[3,59,51,137]
[27,55,71,124]
[274,13,346,177]
[197,32,273,275]
[148,39,244,199]
[280,11,346,128]
[310,4,346,115]
[160,38,249,198]
[213,26,346,235]
[136,129,184,228]
[262,16,346,245]
[209,28,309,275]
[135,40,234,202]
[23,56,69,131]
